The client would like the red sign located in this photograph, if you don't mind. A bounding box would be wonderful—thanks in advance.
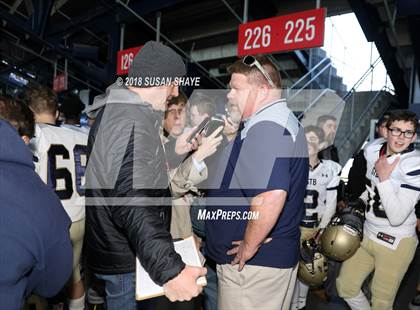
[117,46,143,75]
[238,8,326,56]
[53,73,68,93]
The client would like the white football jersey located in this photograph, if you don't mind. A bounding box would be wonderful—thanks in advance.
[363,138,420,249]
[61,123,90,135]
[30,123,88,222]
[301,159,342,228]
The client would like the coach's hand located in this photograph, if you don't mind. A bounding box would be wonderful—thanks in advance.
[163,266,207,302]
[227,238,272,271]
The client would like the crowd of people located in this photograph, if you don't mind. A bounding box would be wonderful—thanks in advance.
[0,40,419,310]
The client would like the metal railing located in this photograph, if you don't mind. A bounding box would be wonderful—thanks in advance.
[297,88,335,120]
[286,49,336,116]
[331,53,395,164]
[330,56,387,133]
[287,59,333,104]
[339,57,382,103]
[336,85,393,150]
[289,55,331,90]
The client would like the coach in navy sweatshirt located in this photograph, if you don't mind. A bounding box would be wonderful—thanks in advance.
[0,120,72,309]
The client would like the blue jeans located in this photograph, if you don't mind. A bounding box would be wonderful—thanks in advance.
[191,203,218,310]
[203,263,218,310]
[95,272,156,310]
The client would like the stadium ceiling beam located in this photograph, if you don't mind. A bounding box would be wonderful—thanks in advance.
[45,5,111,39]
[31,0,54,37]
[24,0,33,16]
[9,39,104,92]
[50,0,69,16]
[0,0,53,38]
[9,0,24,15]
[115,0,226,89]
[0,42,51,81]
[0,6,108,88]
[348,0,409,107]
[45,0,188,41]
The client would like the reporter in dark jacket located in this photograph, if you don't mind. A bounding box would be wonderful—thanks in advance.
[84,41,206,310]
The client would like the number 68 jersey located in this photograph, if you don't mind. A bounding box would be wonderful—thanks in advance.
[30,123,88,222]
[363,138,420,250]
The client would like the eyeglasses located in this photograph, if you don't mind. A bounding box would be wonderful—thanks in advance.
[242,55,275,88]
[387,127,415,139]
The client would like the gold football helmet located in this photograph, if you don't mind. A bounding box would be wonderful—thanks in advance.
[298,238,328,287]
[320,199,365,261]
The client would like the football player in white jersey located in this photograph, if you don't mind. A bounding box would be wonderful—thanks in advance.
[27,87,88,310]
[292,125,342,310]
[60,94,106,307]
[337,110,420,310]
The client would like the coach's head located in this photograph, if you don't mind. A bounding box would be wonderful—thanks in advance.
[226,55,282,119]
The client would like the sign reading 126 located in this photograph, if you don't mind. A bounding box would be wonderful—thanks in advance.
[238,8,326,56]
[117,46,143,75]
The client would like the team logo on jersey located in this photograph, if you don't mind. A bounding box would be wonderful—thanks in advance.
[308,178,317,186]
[377,232,395,245]
[322,173,328,178]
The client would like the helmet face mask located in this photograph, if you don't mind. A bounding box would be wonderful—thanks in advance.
[320,201,365,261]
[298,238,328,287]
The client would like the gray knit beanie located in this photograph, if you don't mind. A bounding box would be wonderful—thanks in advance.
[128,41,186,87]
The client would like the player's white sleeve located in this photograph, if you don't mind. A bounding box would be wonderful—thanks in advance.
[29,125,42,174]
[329,161,342,187]
[376,160,420,226]
[319,189,337,228]
[319,162,341,228]
[359,188,369,204]
[377,181,419,226]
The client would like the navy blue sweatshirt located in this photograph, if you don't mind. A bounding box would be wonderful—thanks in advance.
[0,120,72,309]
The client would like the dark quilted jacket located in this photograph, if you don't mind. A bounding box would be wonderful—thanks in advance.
[84,85,184,285]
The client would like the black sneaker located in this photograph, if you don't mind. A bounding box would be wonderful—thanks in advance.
[87,288,105,305]
[87,287,106,310]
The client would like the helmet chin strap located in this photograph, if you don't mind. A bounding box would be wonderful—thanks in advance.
[299,238,328,287]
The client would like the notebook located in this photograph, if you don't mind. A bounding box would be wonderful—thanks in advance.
[135,236,206,301]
